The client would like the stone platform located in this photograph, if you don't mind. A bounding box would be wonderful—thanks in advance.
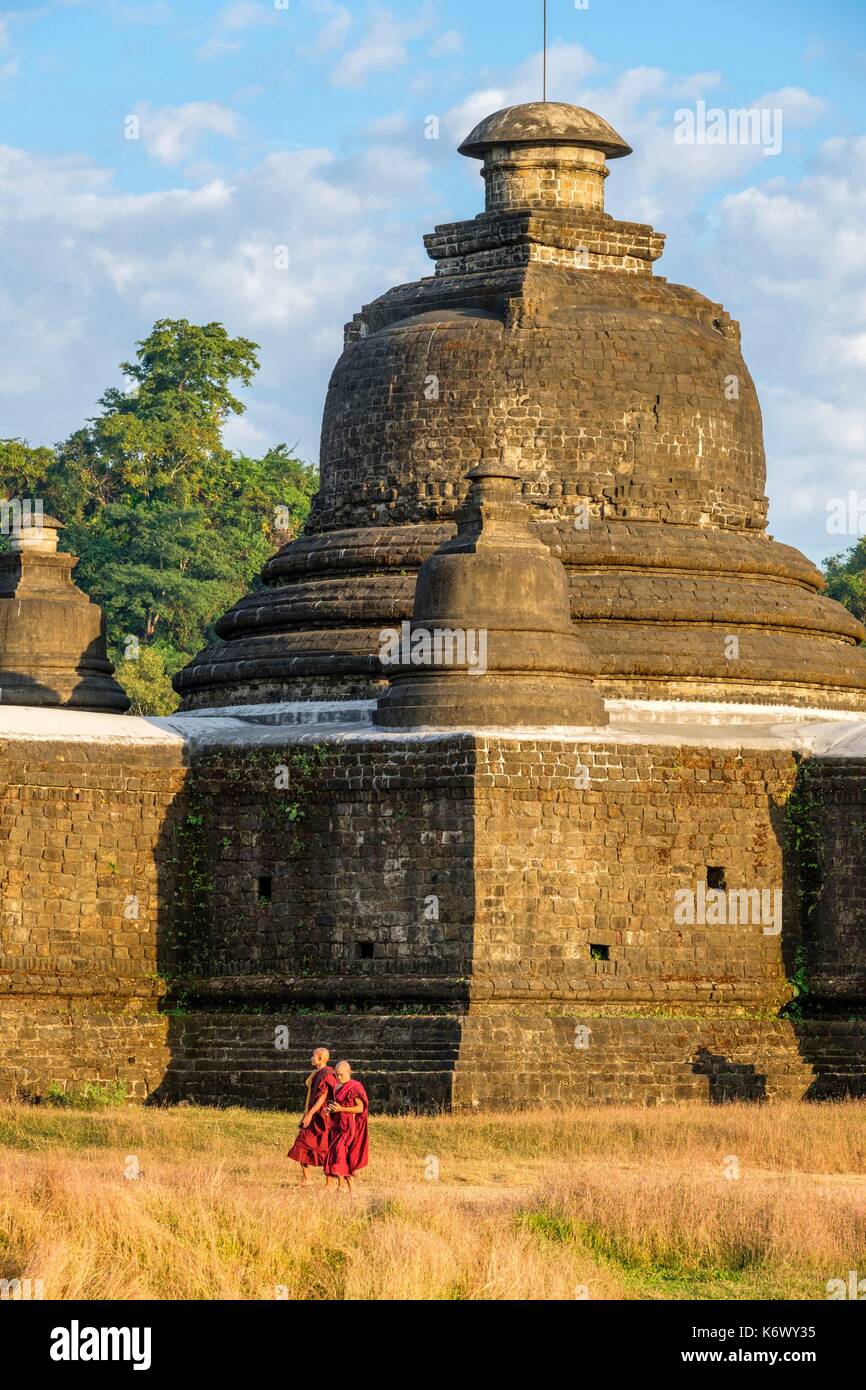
[1,701,865,1110]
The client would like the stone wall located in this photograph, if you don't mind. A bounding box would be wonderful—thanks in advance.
[0,737,183,1100]
[0,999,169,1104]
[453,1017,866,1108]
[149,1013,866,1111]
[176,735,798,1016]
[156,1012,460,1112]
[182,739,476,990]
[469,737,797,1010]
[1,725,864,1110]
[793,757,866,1005]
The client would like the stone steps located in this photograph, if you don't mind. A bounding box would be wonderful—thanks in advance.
[145,1013,866,1110]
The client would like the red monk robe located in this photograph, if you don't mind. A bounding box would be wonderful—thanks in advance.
[324,1079,369,1178]
[287,1065,337,1167]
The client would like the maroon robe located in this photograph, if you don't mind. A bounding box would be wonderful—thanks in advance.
[324,1080,369,1178]
[287,1066,337,1167]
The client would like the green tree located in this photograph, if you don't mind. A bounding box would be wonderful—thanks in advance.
[0,320,317,713]
[115,642,184,718]
[824,541,866,626]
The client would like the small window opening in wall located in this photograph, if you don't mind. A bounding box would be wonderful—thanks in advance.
[589,943,610,961]
[357,941,374,960]
[707,866,727,890]
[257,874,272,902]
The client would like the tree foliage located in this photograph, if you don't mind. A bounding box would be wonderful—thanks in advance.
[0,319,317,713]
[824,541,866,627]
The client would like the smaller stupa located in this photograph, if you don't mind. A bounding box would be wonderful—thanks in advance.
[0,511,129,712]
[374,454,607,730]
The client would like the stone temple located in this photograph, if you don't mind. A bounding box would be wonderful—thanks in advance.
[3,102,866,1110]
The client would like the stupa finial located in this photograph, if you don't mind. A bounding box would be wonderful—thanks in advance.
[459,101,631,214]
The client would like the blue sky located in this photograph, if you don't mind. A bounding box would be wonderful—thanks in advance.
[1,0,865,563]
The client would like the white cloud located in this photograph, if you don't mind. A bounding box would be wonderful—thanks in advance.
[312,0,352,53]
[428,29,462,59]
[0,133,434,469]
[754,86,829,127]
[362,111,410,139]
[669,71,723,100]
[133,102,240,165]
[330,5,433,88]
[0,14,19,78]
[197,1,279,61]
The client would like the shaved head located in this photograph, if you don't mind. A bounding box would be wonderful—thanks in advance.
[335,1060,352,1080]
[312,1046,330,1066]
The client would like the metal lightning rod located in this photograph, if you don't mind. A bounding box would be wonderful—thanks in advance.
[543,0,548,101]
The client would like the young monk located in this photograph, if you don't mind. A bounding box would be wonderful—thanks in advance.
[287,1046,337,1185]
[324,1061,369,1193]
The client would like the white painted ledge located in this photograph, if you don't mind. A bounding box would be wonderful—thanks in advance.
[0,697,864,757]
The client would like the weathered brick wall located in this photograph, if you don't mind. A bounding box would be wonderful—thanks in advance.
[148,1013,866,1111]
[453,1017,866,1108]
[185,740,476,990]
[793,758,866,1004]
[0,739,183,1099]
[470,738,798,1009]
[1,730,864,1110]
[0,1000,169,1103]
[428,210,666,276]
[479,143,610,213]
[181,736,798,1015]
[0,741,184,992]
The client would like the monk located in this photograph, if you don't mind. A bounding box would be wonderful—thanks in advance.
[324,1061,369,1193]
[287,1046,337,1185]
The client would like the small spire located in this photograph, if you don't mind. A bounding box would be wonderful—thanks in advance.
[8,512,63,555]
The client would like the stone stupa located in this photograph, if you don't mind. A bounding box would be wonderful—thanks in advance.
[0,512,129,712]
[176,99,866,717]
[4,100,866,1115]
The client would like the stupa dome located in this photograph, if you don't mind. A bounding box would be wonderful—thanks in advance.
[458,101,632,158]
[176,102,866,714]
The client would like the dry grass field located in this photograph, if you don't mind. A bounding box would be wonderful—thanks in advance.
[1,1100,865,1301]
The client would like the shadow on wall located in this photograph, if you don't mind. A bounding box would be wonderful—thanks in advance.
[785,756,866,1098]
[0,671,70,706]
[691,1047,768,1104]
[0,650,127,711]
